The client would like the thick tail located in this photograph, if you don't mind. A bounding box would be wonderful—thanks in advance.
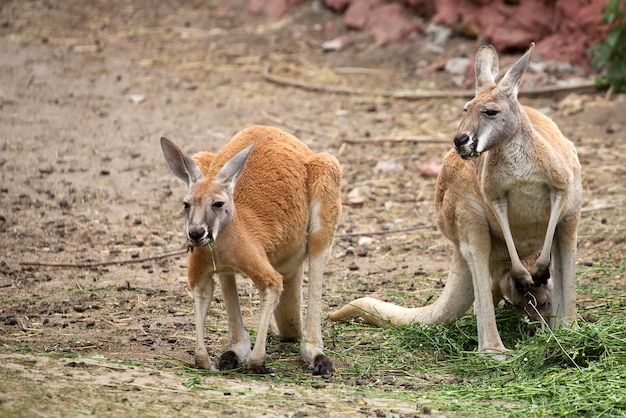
[328,297,426,327]
[329,253,475,327]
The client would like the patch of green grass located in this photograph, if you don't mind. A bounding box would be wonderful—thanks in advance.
[326,302,626,416]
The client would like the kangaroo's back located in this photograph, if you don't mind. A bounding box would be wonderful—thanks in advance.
[194,125,312,260]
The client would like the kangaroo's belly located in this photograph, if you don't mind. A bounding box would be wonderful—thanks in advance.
[487,183,553,258]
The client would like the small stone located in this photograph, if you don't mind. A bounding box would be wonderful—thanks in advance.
[444,57,470,75]
[358,237,373,246]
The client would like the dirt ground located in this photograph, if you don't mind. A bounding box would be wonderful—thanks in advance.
[1,1,625,417]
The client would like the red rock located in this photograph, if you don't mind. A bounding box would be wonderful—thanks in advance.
[430,0,609,71]
[368,3,420,45]
[417,162,441,178]
[320,0,610,72]
[344,0,385,30]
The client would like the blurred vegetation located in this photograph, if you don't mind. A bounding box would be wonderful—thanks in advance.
[589,0,626,93]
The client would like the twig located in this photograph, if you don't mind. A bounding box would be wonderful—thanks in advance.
[19,249,187,269]
[263,65,598,99]
[261,110,449,144]
[342,136,449,144]
[581,203,619,214]
[337,225,433,238]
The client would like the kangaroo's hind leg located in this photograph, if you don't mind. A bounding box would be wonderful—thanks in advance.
[300,152,342,376]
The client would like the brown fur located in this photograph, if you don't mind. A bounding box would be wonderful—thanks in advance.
[330,44,581,358]
[161,125,342,375]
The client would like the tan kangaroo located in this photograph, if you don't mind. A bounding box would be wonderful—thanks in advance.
[161,125,342,375]
[330,43,581,356]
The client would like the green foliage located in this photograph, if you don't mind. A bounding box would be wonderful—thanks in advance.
[589,0,626,92]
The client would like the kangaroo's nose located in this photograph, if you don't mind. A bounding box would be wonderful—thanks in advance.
[453,133,470,148]
[188,226,206,242]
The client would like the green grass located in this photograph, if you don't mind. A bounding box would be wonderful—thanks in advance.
[325,300,626,417]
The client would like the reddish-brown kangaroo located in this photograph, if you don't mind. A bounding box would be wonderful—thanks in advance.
[161,125,342,375]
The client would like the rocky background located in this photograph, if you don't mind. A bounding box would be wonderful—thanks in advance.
[250,0,609,72]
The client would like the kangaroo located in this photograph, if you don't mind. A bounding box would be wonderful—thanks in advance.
[161,125,342,375]
[330,43,581,356]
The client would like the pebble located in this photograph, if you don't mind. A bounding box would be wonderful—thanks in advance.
[444,57,470,75]
[126,94,146,104]
[358,237,373,246]
[373,160,404,174]
[425,23,452,45]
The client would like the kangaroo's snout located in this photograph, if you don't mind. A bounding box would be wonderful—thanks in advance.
[188,225,212,245]
[453,133,470,148]
[453,132,479,159]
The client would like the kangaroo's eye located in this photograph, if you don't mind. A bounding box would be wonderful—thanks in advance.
[484,109,499,116]
[183,202,190,210]
[212,201,224,208]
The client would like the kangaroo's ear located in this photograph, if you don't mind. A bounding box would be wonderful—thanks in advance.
[215,141,256,192]
[495,42,534,98]
[475,44,500,93]
[160,137,204,188]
